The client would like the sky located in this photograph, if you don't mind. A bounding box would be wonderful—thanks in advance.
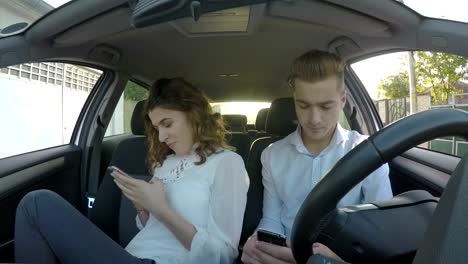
[43,0,71,8]
[404,0,468,24]
[351,52,408,100]
[350,0,468,100]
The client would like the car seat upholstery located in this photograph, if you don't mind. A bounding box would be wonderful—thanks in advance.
[90,100,151,246]
[239,97,297,246]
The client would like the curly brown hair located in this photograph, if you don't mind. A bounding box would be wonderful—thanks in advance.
[144,78,232,171]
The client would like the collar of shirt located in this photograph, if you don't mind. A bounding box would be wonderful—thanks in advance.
[289,123,349,157]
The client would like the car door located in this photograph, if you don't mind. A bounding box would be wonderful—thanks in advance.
[0,60,115,262]
[348,50,467,198]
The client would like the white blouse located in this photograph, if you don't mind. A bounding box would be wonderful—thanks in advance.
[125,149,249,264]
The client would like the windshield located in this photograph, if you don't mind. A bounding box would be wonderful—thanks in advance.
[211,102,271,124]
[398,0,468,24]
[0,0,72,38]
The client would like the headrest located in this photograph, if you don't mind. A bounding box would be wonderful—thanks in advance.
[255,108,269,131]
[131,100,146,135]
[265,97,297,136]
[223,114,248,133]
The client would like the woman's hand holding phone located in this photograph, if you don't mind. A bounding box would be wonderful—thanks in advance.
[108,166,132,178]
[110,166,170,220]
[109,166,149,225]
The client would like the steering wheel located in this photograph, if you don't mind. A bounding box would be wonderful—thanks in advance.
[290,108,468,263]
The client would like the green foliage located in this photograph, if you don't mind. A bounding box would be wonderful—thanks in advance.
[414,51,468,104]
[377,52,468,104]
[124,81,148,101]
[378,71,410,99]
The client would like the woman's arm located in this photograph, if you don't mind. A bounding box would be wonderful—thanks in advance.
[185,152,249,263]
[112,171,196,246]
[152,204,197,250]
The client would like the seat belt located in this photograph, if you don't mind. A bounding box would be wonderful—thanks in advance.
[349,106,361,133]
[86,115,106,216]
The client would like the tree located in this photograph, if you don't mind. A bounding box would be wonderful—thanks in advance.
[377,52,468,104]
[124,82,148,101]
[414,51,468,104]
[378,71,410,99]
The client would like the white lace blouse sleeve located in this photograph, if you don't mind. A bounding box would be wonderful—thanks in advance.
[187,152,249,263]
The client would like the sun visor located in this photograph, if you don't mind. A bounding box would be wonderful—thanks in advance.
[267,0,392,38]
[170,4,264,37]
[130,0,268,29]
[0,36,30,68]
[328,36,362,57]
[53,7,133,47]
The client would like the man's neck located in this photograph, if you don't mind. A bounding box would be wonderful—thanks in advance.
[301,125,337,156]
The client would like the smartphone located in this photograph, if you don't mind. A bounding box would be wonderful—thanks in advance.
[107,166,132,178]
[257,229,287,247]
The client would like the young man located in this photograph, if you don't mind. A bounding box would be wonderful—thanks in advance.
[241,50,393,264]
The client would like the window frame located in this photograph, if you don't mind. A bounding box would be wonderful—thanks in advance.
[0,60,106,160]
[347,50,468,158]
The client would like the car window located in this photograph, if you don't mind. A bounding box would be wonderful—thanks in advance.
[105,80,148,137]
[211,101,351,129]
[338,111,351,130]
[211,102,271,125]
[0,62,102,159]
[352,51,468,157]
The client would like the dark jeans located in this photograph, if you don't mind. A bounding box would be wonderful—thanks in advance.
[15,189,155,264]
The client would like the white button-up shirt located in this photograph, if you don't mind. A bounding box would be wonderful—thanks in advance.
[126,149,249,264]
[257,124,393,239]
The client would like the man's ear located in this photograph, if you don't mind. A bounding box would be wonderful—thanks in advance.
[340,91,347,108]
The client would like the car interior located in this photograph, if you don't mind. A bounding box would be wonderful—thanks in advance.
[1,0,468,263]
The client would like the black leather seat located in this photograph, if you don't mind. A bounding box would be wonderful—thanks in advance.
[223,114,248,133]
[239,97,298,246]
[248,108,269,142]
[223,114,250,163]
[255,108,269,134]
[90,100,151,246]
[227,132,250,164]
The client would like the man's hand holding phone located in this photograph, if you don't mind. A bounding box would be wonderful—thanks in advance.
[241,229,344,264]
[241,230,296,264]
[257,229,287,246]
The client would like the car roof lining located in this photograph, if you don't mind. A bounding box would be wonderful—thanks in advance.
[25,0,128,43]
[268,1,391,38]
[2,0,468,102]
[53,6,134,48]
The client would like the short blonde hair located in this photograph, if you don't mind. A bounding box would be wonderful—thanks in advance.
[288,50,345,91]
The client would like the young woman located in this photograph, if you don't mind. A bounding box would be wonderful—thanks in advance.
[15,78,249,264]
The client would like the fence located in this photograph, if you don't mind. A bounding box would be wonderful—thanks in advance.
[375,94,468,157]
[430,100,468,157]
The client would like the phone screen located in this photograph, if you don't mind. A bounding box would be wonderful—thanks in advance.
[257,229,287,247]
[108,166,131,177]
